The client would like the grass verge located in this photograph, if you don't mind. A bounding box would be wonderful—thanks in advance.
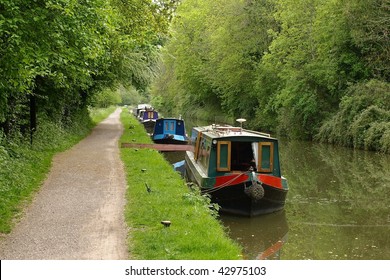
[0,106,116,233]
[120,108,242,259]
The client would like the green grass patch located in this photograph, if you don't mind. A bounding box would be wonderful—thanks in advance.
[0,107,116,233]
[120,109,242,259]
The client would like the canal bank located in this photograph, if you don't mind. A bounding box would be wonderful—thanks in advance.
[119,109,242,259]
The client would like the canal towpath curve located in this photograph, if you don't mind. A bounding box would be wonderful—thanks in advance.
[0,108,128,259]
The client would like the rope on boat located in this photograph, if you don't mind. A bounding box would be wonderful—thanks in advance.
[202,172,249,195]
[202,170,265,202]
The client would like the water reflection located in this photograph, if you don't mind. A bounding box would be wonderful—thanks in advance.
[221,210,288,260]
[280,140,390,260]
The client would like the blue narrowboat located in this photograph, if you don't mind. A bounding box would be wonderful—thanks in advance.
[185,123,288,216]
[152,118,188,144]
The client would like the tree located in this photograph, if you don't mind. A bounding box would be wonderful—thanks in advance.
[0,0,174,138]
[151,0,390,152]
[152,0,277,123]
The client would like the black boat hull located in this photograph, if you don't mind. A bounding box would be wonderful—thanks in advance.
[204,183,288,217]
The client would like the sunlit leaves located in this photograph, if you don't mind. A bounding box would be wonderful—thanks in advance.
[0,0,174,133]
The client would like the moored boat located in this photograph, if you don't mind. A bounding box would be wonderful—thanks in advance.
[185,123,288,216]
[138,109,159,133]
[132,103,152,117]
[152,118,188,144]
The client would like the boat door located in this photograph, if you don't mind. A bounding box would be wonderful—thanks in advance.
[164,120,176,134]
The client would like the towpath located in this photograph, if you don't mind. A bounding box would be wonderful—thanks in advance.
[0,108,128,259]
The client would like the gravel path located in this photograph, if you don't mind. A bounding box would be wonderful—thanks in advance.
[0,108,128,259]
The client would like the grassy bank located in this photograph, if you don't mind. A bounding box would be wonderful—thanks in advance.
[120,109,242,259]
[0,106,116,233]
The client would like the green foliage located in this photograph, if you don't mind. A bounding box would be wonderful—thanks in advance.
[257,0,370,138]
[1,0,174,137]
[91,89,122,108]
[151,0,389,152]
[316,80,390,152]
[345,0,390,79]
[151,0,277,122]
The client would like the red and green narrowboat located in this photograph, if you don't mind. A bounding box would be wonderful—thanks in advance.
[185,124,288,216]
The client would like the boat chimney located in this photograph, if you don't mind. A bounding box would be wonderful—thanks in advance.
[236,118,246,134]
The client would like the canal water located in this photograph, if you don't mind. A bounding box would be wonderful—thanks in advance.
[162,138,390,260]
[277,140,390,260]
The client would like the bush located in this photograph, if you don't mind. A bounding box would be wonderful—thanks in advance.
[380,128,390,153]
[364,122,390,152]
[316,79,390,152]
[350,106,390,149]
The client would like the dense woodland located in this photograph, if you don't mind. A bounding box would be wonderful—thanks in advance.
[0,0,389,153]
[0,0,177,142]
[151,0,390,153]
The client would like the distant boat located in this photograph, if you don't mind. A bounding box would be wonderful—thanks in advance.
[152,118,188,144]
[132,103,152,117]
[138,109,159,133]
[185,122,288,216]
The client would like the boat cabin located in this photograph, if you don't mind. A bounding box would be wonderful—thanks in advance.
[191,125,281,179]
[152,118,188,144]
[139,110,158,122]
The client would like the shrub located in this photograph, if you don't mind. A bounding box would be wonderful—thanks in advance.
[316,79,390,152]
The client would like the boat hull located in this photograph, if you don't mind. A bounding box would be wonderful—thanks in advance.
[142,120,156,133]
[185,151,287,217]
[207,183,287,216]
[153,134,188,145]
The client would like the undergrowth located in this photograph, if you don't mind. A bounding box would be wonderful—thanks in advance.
[316,80,390,153]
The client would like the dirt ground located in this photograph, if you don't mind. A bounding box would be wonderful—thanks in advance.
[0,108,128,259]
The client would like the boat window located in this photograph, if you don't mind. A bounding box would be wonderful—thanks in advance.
[198,138,211,171]
[231,142,254,171]
[165,122,169,131]
[194,132,202,161]
[217,141,231,171]
[258,142,274,173]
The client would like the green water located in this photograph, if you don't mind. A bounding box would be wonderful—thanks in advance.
[222,140,390,260]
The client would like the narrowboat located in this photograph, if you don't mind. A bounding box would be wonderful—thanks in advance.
[132,103,152,117]
[138,109,159,133]
[185,123,288,216]
[152,118,188,144]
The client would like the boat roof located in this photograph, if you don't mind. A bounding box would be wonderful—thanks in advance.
[194,125,277,140]
[137,103,152,109]
[157,117,184,121]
